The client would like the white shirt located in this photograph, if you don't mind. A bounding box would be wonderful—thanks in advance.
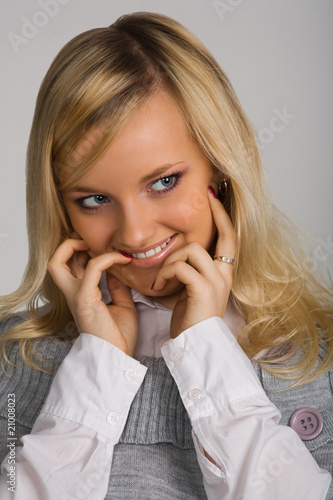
[0,291,331,499]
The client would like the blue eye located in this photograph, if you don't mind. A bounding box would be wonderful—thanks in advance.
[151,175,179,192]
[79,195,109,208]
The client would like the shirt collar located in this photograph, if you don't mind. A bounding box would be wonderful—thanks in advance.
[99,272,171,311]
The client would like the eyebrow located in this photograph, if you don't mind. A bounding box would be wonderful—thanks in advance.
[64,162,185,194]
[139,162,184,183]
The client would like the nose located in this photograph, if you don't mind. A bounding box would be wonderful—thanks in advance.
[115,200,157,251]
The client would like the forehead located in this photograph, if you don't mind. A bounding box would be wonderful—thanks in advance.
[98,91,188,160]
[63,91,203,187]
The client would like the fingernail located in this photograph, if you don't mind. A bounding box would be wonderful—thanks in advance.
[151,279,156,290]
[121,252,133,258]
[208,186,218,199]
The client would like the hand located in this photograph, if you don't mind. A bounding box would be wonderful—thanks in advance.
[47,238,138,356]
[153,188,236,338]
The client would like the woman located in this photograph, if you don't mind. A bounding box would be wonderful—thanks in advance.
[0,11,332,499]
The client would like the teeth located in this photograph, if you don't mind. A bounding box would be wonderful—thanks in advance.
[131,237,171,259]
[145,249,155,258]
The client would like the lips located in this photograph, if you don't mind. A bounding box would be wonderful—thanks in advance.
[124,237,171,259]
[117,234,177,268]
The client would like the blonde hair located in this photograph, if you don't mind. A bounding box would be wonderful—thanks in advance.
[1,12,332,384]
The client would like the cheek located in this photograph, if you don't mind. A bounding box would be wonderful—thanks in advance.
[69,216,112,251]
[166,189,213,231]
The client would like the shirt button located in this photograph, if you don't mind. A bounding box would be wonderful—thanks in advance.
[107,412,119,425]
[290,407,323,440]
[124,368,136,382]
[189,388,202,402]
[170,348,183,361]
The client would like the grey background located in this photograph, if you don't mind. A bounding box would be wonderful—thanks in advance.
[1,0,332,296]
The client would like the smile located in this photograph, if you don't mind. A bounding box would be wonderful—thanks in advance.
[116,234,177,269]
[124,237,171,259]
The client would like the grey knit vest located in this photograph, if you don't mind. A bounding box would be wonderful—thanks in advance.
[1,317,332,498]
[106,357,207,499]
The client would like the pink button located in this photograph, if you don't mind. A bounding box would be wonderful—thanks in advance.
[290,407,323,440]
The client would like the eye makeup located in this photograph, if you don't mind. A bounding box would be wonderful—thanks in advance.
[149,171,184,193]
[74,195,110,212]
[73,170,184,212]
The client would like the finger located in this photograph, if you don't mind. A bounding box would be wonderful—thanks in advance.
[161,242,218,283]
[107,274,137,313]
[47,239,90,293]
[208,188,236,280]
[153,260,206,293]
[77,252,132,298]
[208,188,236,252]
[71,250,90,279]
[49,238,90,263]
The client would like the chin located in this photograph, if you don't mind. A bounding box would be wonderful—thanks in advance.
[106,267,182,297]
[132,277,184,299]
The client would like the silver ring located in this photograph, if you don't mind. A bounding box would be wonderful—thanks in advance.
[214,255,235,265]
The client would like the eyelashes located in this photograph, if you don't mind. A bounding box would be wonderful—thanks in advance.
[74,171,184,212]
[74,195,109,212]
[150,171,183,193]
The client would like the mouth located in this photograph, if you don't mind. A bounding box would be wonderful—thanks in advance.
[124,237,171,259]
[117,234,177,268]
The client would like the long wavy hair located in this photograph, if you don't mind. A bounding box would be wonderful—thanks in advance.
[1,12,332,384]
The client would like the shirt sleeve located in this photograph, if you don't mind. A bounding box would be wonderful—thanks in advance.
[161,316,332,500]
[0,333,147,500]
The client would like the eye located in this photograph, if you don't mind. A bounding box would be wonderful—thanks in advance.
[80,195,109,207]
[151,175,178,192]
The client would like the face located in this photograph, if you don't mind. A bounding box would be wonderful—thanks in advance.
[62,91,216,303]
